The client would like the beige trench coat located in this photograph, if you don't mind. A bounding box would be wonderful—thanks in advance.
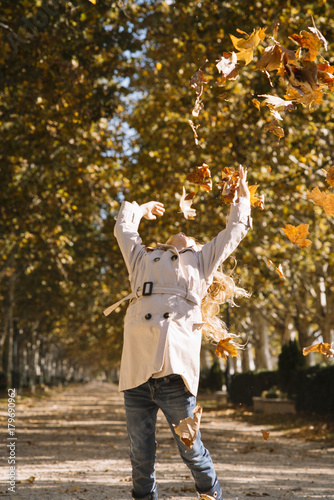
[108,198,252,396]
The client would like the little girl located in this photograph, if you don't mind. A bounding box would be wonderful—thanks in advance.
[105,165,251,500]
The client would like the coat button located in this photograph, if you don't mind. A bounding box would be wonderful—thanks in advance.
[153,257,160,262]
[163,312,170,319]
[145,313,152,320]
[171,255,178,261]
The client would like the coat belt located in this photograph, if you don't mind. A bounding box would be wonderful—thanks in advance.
[103,283,201,317]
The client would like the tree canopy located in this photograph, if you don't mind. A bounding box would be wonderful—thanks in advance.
[1,0,333,385]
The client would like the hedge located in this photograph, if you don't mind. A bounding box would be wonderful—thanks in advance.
[230,364,334,415]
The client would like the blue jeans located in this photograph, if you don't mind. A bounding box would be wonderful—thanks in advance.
[124,375,223,500]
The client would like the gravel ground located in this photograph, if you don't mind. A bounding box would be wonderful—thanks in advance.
[0,381,333,500]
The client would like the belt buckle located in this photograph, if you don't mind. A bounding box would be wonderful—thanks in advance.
[142,281,153,296]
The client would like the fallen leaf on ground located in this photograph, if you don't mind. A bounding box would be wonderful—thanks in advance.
[173,405,203,449]
[303,342,334,358]
[187,163,212,191]
[215,337,239,359]
[283,224,312,248]
[180,187,196,220]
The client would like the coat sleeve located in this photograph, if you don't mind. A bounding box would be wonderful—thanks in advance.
[114,201,146,276]
[198,197,252,281]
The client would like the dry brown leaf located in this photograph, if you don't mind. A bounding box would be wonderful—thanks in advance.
[189,69,208,92]
[261,429,270,440]
[217,167,240,204]
[215,337,239,360]
[283,224,312,248]
[187,163,212,192]
[323,166,334,187]
[180,187,196,220]
[173,405,203,449]
[303,342,334,358]
[256,44,282,72]
[249,185,264,209]
[267,259,285,280]
[263,120,285,139]
[229,27,267,66]
[188,119,200,146]
[216,52,239,82]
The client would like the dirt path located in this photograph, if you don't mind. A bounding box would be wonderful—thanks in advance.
[0,382,333,500]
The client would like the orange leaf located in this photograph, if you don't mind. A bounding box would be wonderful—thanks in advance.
[289,30,322,61]
[179,187,196,220]
[217,167,240,204]
[323,167,334,187]
[303,342,334,358]
[261,429,270,440]
[215,337,239,360]
[307,188,334,216]
[187,163,212,192]
[173,405,203,449]
[283,224,312,248]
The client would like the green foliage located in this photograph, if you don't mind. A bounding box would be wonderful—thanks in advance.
[199,360,225,392]
[295,364,334,415]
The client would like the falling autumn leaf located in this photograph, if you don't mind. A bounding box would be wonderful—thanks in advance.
[216,52,239,82]
[89,0,96,3]
[323,167,334,187]
[289,30,322,62]
[173,405,203,449]
[303,342,334,358]
[267,259,285,280]
[187,163,212,191]
[252,99,261,111]
[248,185,264,209]
[217,167,240,204]
[190,68,208,117]
[256,44,282,72]
[188,119,200,146]
[307,188,334,216]
[263,120,285,139]
[180,187,196,220]
[215,337,239,359]
[258,94,295,121]
[283,224,312,248]
[229,27,267,66]
[261,429,270,440]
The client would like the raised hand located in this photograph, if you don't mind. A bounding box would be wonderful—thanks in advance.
[237,164,250,201]
[140,201,165,220]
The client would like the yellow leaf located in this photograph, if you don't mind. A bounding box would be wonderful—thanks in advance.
[89,0,96,4]
[283,224,312,248]
[229,27,267,65]
[215,337,239,359]
[249,185,265,209]
[156,62,162,71]
[323,166,334,186]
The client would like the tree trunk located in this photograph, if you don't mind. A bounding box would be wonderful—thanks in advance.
[252,311,272,370]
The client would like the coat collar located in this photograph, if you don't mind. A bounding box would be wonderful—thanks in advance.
[145,243,196,255]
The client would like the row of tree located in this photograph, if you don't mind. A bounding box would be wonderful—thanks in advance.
[1,0,333,389]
